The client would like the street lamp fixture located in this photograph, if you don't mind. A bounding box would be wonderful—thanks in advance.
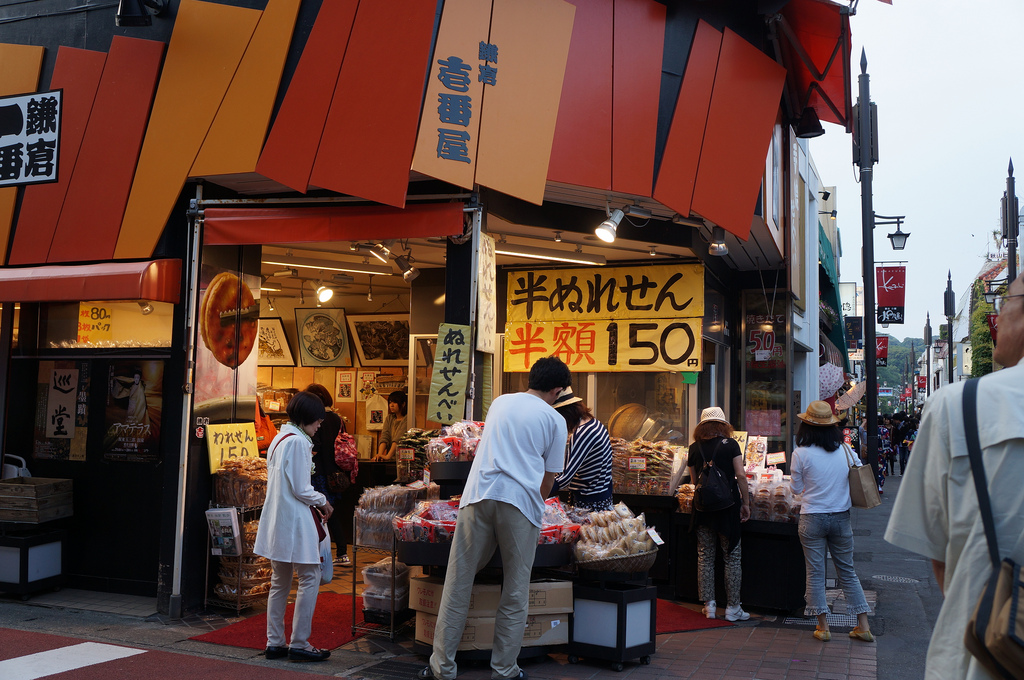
[984,278,1006,306]
[874,214,910,250]
[944,271,956,385]
[818,210,837,221]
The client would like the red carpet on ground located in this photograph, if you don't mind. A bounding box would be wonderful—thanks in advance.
[190,593,364,651]
[656,599,734,634]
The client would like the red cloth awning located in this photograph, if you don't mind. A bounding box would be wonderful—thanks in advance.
[776,0,853,130]
[202,202,465,245]
[819,333,845,368]
[0,259,181,303]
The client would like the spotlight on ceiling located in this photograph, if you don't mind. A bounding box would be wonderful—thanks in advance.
[708,226,729,256]
[369,243,391,263]
[595,208,624,243]
[271,267,297,278]
[394,255,420,282]
[267,297,275,312]
[313,280,334,303]
[115,0,167,27]
[138,300,154,315]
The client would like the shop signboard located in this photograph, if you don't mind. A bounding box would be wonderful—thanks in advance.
[77,303,114,345]
[45,367,78,440]
[205,423,258,474]
[839,282,862,317]
[875,266,906,324]
[917,375,926,390]
[476,231,497,353]
[876,336,889,367]
[427,323,472,423]
[0,89,62,188]
[844,316,863,350]
[33,361,90,462]
[878,387,894,397]
[504,264,704,372]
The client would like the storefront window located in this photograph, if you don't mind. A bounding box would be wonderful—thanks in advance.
[0,303,18,349]
[39,301,173,349]
[741,290,788,465]
[594,372,687,444]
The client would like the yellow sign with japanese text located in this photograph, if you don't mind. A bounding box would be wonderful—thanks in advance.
[206,422,259,474]
[503,318,702,373]
[77,302,114,344]
[506,264,704,323]
[427,324,472,424]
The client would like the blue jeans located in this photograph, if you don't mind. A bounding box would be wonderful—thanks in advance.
[797,511,871,617]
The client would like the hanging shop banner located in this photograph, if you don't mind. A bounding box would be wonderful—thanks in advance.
[504,319,702,373]
[427,324,472,423]
[33,361,90,461]
[105,360,164,463]
[903,386,912,399]
[45,367,79,439]
[205,423,258,474]
[876,266,906,324]
[844,316,863,350]
[839,282,862,317]
[0,89,62,188]
[917,375,926,390]
[988,312,998,344]
[507,264,705,323]
[476,231,497,353]
[876,336,889,367]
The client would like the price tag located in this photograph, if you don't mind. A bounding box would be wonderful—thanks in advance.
[646,527,664,545]
[766,451,786,466]
[398,446,416,461]
[628,456,647,471]
[755,349,771,361]
[264,400,281,412]
[422,468,431,485]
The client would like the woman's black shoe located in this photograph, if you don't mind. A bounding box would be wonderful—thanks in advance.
[264,646,288,660]
[288,647,331,662]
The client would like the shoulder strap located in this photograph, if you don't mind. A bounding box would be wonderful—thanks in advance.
[268,432,296,462]
[963,379,1000,569]
[701,438,725,467]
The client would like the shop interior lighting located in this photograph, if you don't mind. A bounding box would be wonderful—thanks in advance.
[494,240,607,266]
[595,208,623,243]
[138,301,154,315]
[819,209,837,220]
[553,231,562,242]
[115,0,166,26]
[649,246,657,257]
[708,226,729,256]
[367,276,373,302]
[271,267,297,278]
[267,297,275,312]
[394,255,420,282]
[261,255,392,276]
[671,213,706,228]
[369,243,391,263]
[313,280,334,303]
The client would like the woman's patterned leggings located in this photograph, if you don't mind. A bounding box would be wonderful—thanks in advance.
[696,525,742,606]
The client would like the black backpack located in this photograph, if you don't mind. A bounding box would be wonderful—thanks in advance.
[693,439,735,512]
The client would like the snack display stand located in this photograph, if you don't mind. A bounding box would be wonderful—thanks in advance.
[351,529,412,641]
[204,504,269,615]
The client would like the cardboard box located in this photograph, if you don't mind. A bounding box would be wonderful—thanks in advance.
[411,576,501,616]
[0,478,73,523]
[410,577,572,616]
[415,611,568,650]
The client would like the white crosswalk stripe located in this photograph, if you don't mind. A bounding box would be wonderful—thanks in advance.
[0,641,147,680]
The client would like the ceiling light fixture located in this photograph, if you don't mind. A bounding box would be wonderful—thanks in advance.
[708,226,729,256]
[313,280,333,303]
[367,276,373,302]
[115,0,167,27]
[649,246,657,257]
[595,208,623,243]
[623,205,652,219]
[267,297,275,312]
[394,255,420,282]
[495,241,607,266]
[271,267,297,278]
[261,255,392,276]
[369,243,391,263]
[671,213,705,228]
[260,285,281,292]
[138,301,154,315]
[553,231,562,242]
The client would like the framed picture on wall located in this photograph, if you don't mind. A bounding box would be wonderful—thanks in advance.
[347,314,411,366]
[257,318,295,367]
[294,308,352,367]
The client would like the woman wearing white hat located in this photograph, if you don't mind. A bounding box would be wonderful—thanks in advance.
[687,407,750,622]
[549,387,614,512]
[790,400,873,643]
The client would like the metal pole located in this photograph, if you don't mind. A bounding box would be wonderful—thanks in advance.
[944,271,956,386]
[856,51,879,479]
[910,340,916,411]
[1007,160,1018,283]
[924,314,932,399]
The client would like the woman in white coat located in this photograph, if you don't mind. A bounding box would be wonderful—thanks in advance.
[254,390,334,662]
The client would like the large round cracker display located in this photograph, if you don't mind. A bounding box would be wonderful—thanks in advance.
[200,272,257,368]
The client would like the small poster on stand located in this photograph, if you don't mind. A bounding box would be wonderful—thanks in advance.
[744,436,768,473]
[205,508,241,556]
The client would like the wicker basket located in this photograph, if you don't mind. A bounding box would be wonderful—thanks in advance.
[575,548,658,573]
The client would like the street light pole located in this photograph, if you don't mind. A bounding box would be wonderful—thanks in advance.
[855,50,879,479]
[1006,160,1018,283]
[924,314,932,398]
[944,271,956,386]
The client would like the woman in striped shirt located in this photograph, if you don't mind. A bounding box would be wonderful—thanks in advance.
[550,387,614,512]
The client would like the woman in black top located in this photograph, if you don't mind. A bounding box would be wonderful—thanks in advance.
[305,383,351,566]
[686,407,750,622]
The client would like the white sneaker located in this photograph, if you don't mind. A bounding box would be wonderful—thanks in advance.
[725,604,750,621]
[703,601,716,619]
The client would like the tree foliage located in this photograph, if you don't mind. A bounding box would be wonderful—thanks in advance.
[970,279,995,377]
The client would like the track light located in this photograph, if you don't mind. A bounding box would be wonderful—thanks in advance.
[395,255,420,282]
[671,213,705,228]
[708,226,729,256]
[367,277,373,302]
[649,246,657,257]
[369,243,391,263]
[553,231,562,242]
[623,205,652,219]
[267,297,275,312]
[262,255,391,276]
[313,280,333,303]
[495,241,607,266]
[595,209,623,243]
[138,301,154,315]
[272,267,297,278]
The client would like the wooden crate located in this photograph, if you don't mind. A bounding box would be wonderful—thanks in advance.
[0,478,73,523]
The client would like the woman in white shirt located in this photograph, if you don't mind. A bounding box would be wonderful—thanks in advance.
[790,400,873,643]
[254,391,334,662]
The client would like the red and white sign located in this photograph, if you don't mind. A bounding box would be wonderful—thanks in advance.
[988,312,999,345]
[917,375,926,390]
[876,266,906,324]
[876,336,889,367]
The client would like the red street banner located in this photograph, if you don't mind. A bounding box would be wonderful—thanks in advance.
[876,336,889,367]
[876,266,906,324]
[917,375,926,389]
[903,386,912,398]
[988,313,998,344]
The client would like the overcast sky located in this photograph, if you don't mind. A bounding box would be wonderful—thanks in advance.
[809,0,1024,342]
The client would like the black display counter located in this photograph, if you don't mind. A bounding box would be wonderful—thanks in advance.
[674,513,805,612]
[612,494,678,595]
[397,540,571,569]
[428,461,472,499]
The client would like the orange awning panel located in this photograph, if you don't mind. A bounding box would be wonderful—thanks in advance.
[0,259,181,303]
[777,0,852,129]
[202,202,465,245]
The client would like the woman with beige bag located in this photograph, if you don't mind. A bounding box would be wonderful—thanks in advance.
[789,401,874,643]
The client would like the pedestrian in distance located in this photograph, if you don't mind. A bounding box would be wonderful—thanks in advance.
[253,391,334,663]
[549,386,614,512]
[885,272,1024,679]
[790,400,874,643]
[686,407,751,622]
[419,356,571,680]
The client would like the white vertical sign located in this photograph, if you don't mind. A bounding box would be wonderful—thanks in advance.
[46,368,78,439]
[476,231,496,353]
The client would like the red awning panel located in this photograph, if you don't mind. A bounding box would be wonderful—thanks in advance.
[202,202,465,245]
[777,0,852,129]
[0,258,181,303]
[819,333,845,367]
